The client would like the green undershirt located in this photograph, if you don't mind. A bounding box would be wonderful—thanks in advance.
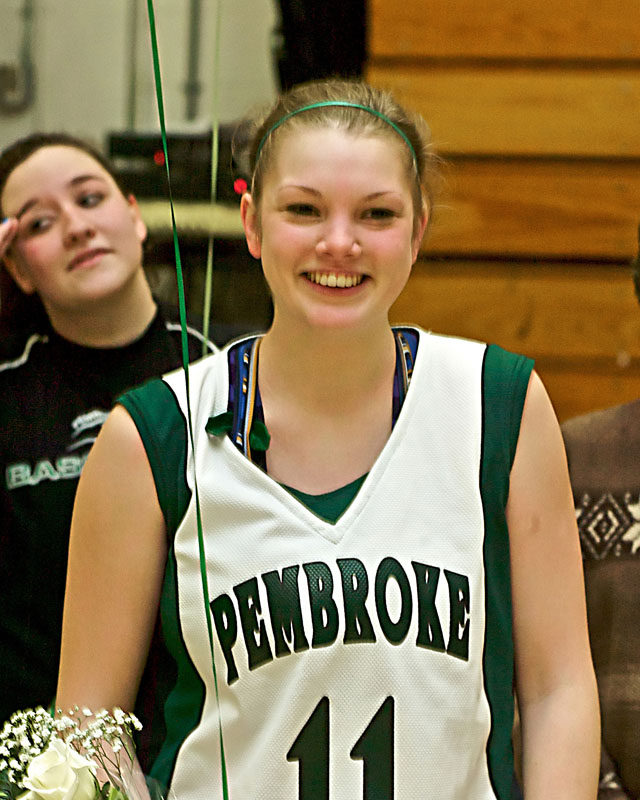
[282,473,368,524]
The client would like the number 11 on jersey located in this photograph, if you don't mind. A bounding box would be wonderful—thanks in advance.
[287,696,395,799]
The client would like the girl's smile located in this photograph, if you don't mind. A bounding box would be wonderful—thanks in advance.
[67,247,115,271]
[304,271,364,289]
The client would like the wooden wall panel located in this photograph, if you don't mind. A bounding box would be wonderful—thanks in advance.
[535,367,640,422]
[426,160,640,260]
[390,261,640,420]
[369,0,640,60]
[366,65,640,157]
[391,262,640,360]
[369,0,640,419]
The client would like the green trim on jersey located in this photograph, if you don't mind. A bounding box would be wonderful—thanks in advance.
[480,344,534,799]
[118,379,191,536]
[151,546,206,790]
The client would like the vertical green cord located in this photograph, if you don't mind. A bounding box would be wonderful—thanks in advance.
[145,3,229,796]
[202,1,223,354]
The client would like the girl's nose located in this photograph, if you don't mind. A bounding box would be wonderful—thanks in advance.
[316,216,361,258]
[62,208,96,246]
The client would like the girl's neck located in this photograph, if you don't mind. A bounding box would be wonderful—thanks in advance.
[259,318,397,414]
[44,272,157,348]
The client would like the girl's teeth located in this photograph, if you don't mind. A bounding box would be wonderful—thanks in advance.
[310,272,361,288]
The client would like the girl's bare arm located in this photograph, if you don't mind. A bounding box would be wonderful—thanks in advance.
[508,372,600,799]
[57,405,167,714]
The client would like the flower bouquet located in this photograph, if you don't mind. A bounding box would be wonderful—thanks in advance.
[0,707,145,800]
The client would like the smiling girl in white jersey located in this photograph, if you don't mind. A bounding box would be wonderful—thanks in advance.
[57,81,599,800]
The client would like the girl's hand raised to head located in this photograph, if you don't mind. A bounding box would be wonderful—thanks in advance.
[0,217,18,257]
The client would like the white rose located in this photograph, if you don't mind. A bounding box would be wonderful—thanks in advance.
[19,739,97,800]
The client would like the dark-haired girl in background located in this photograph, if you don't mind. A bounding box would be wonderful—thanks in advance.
[0,134,215,728]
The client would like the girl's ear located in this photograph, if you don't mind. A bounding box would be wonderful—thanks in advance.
[126,194,148,245]
[240,193,261,259]
[411,206,429,264]
[2,251,35,295]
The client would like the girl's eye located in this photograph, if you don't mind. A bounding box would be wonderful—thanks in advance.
[286,203,319,217]
[24,216,53,235]
[364,207,395,221]
[78,192,104,208]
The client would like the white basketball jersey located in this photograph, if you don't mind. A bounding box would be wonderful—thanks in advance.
[127,329,530,800]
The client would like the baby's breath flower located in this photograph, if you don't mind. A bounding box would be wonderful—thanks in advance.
[130,717,142,733]
[0,706,143,800]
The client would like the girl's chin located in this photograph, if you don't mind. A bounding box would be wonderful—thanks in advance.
[295,307,387,334]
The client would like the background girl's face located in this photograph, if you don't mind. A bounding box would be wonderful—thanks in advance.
[1,145,147,315]
[242,126,428,333]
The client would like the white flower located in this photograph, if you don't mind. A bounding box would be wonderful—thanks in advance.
[18,739,97,800]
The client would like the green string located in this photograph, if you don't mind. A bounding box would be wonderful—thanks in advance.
[145,3,229,796]
[201,0,223,355]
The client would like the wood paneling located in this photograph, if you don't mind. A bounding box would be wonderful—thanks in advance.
[391,261,640,360]
[535,367,640,422]
[370,0,640,420]
[390,261,640,420]
[369,0,640,60]
[425,159,640,260]
[366,65,640,157]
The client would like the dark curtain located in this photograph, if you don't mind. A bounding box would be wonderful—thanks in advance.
[274,0,366,89]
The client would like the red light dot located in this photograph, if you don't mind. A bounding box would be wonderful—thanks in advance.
[153,150,165,166]
[233,177,248,195]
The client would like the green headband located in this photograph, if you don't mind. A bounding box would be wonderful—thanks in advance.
[255,100,418,166]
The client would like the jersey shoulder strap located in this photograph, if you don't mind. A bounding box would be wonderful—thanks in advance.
[483,343,534,480]
[480,342,533,799]
[118,378,191,538]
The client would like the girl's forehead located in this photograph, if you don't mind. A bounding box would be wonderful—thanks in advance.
[2,146,111,213]
[267,127,409,185]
